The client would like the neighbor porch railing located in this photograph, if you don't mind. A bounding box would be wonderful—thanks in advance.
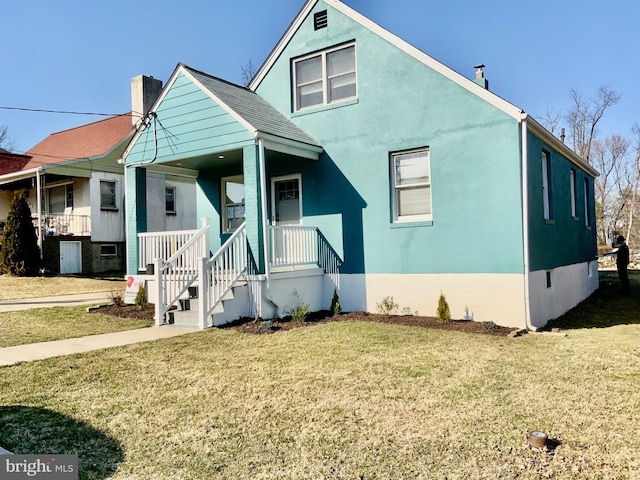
[39,214,91,237]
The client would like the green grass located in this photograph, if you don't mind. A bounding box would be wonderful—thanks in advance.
[0,271,639,478]
[0,306,152,347]
[0,275,125,301]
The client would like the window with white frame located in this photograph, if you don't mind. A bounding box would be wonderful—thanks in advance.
[542,150,552,220]
[293,43,356,111]
[100,180,117,210]
[222,176,245,233]
[165,187,176,214]
[391,148,432,222]
[584,178,591,227]
[47,184,73,214]
[570,168,577,217]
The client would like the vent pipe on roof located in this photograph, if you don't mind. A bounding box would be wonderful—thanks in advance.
[560,127,566,144]
[473,64,489,90]
[131,75,163,127]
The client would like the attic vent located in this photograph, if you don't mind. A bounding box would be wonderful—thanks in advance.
[314,10,328,30]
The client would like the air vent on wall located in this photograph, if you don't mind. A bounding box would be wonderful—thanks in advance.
[314,10,328,30]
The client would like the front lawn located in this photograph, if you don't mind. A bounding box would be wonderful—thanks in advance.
[0,306,153,347]
[0,274,124,301]
[0,312,638,478]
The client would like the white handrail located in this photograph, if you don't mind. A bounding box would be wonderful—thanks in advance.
[201,223,248,326]
[153,222,210,325]
[139,228,200,271]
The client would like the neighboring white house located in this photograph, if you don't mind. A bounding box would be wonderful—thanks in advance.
[0,76,198,274]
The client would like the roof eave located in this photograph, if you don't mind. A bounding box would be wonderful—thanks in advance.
[525,115,599,178]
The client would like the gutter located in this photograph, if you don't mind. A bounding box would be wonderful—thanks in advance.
[520,113,532,331]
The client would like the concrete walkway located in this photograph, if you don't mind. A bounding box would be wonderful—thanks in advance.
[0,327,194,366]
[0,292,113,312]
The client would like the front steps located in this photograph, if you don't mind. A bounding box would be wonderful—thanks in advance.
[166,282,250,328]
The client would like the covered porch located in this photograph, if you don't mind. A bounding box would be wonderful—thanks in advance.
[123,64,341,326]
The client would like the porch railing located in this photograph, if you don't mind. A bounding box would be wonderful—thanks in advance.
[268,225,342,286]
[153,220,210,325]
[139,228,202,272]
[201,223,249,327]
[39,214,91,237]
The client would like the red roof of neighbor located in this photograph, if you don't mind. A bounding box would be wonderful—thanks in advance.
[23,114,134,170]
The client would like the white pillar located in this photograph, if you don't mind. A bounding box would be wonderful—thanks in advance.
[154,257,163,326]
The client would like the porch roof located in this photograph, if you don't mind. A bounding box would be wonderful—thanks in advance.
[183,65,321,150]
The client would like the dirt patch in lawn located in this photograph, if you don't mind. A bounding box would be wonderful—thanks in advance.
[90,305,516,336]
[90,303,156,321]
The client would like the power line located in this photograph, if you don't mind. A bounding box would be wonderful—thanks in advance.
[0,106,141,118]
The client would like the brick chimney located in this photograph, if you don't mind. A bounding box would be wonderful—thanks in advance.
[131,75,163,126]
[473,64,489,90]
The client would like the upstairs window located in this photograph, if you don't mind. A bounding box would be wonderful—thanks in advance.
[293,44,356,111]
[542,150,552,220]
[391,148,432,222]
[584,178,591,227]
[100,180,117,210]
[570,168,577,217]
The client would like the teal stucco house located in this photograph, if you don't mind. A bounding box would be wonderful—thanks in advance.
[122,0,598,330]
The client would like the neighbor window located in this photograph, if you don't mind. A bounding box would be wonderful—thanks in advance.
[165,187,176,214]
[100,244,117,257]
[100,180,117,210]
[570,168,577,217]
[293,43,356,111]
[542,150,552,220]
[391,148,432,222]
[47,184,73,214]
[222,176,245,232]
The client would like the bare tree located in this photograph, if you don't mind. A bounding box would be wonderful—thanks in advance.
[623,124,640,243]
[241,59,257,87]
[539,106,561,135]
[0,125,15,152]
[565,85,620,163]
[591,134,629,244]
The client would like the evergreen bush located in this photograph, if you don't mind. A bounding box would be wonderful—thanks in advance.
[330,289,341,316]
[0,193,41,276]
[135,285,147,310]
[436,292,451,324]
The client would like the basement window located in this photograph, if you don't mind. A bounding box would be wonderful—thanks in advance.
[100,244,118,257]
[546,270,554,290]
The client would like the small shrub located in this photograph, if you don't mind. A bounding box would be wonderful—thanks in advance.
[260,320,274,331]
[436,292,451,323]
[290,304,310,322]
[330,289,341,316]
[135,285,147,310]
[376,296,399,315]
[482,321,498,330]
[109,290,124,306]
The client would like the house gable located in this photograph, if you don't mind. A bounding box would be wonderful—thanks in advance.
[125,69,256,166]
[255,0,526,275]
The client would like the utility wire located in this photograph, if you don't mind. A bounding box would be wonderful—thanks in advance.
[0,106,142,118]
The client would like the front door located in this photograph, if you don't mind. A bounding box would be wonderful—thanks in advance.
[270,175,302,265]
[60,241,82,274]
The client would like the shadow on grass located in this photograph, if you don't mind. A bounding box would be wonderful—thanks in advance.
[546,270,640,330]
[0,406,124,479]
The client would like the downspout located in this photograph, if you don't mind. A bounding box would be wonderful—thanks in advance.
[520,114,532,331]
[36,168,43,259]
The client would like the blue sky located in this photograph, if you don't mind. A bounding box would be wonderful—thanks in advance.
[3,0,639,153]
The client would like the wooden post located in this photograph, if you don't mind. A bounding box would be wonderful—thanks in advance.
[198,256,208,329]
[154,257,163,326]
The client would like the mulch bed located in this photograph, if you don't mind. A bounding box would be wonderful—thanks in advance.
[90,304,516,336]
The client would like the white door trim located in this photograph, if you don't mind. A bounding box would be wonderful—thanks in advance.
[270,174,302,226]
